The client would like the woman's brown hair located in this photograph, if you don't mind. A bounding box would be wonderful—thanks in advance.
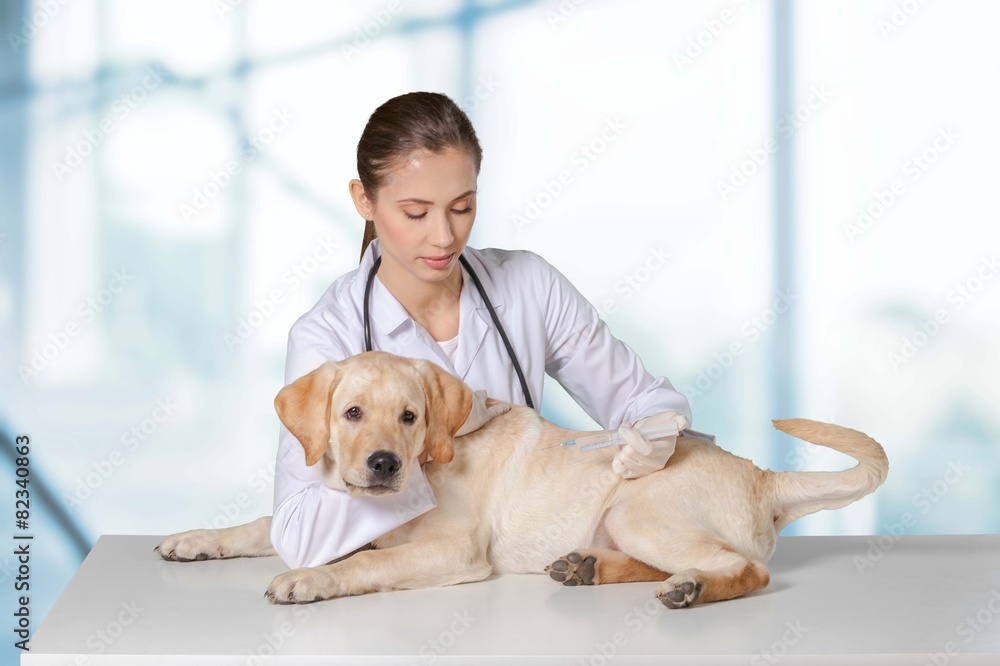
[356,91,483,262]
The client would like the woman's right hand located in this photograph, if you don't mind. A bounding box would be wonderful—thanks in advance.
[455,390,511,436]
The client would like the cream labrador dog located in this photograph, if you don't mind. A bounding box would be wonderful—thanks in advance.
[156,351,888,608]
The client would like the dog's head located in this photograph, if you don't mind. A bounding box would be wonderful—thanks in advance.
[273,351,473,497]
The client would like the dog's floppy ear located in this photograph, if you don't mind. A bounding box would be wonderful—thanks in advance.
[274,362,340,466]
[416,359,473,464]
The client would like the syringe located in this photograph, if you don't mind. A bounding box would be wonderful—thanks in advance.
[545,422,680,451]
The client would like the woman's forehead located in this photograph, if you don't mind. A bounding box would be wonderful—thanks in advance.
[380,148,477,196]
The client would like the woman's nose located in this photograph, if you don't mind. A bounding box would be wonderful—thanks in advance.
[429,213,454,247]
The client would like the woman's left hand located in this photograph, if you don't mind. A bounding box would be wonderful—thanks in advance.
[612,411,689,479]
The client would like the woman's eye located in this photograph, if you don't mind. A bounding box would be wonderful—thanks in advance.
[402,410,416,424]
[402,208,471,220]
[345,406,362,420]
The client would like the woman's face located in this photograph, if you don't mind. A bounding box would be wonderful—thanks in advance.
[362,146,478,286]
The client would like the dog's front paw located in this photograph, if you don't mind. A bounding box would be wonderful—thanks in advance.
[155,530,226,562]
[546,551,597,586]
[656,571,703,608]
[265,569,333,605]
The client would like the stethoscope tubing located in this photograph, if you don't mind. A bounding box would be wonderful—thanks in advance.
[363,253,535,409]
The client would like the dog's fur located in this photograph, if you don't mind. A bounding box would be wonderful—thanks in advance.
[156,351,888,608]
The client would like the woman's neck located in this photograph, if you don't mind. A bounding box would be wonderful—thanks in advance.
[376,257,463,322]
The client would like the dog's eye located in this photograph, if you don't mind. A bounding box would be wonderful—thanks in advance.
[345,406,362,420]
[402,410,416,424]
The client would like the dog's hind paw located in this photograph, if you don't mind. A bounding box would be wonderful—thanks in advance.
[546,551,597,586]
[656,572,703,608]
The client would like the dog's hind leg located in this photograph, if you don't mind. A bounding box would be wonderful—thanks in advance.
[652,544,771,609]
[546,548,669,585]
[602,511,770,608]
[157,516,276,561]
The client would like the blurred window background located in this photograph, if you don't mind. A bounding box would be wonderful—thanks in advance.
[1,1,997,653]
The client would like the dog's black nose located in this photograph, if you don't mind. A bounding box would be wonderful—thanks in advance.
[367,450,402,481]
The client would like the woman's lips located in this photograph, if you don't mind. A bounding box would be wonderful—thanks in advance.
[421,253,454,269]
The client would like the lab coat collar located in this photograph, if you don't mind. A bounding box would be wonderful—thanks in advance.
[453,259,489,380]
[359,239,501,381]
[357,239,411,339]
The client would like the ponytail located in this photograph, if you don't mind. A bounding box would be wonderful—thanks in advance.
[360,219,377,263]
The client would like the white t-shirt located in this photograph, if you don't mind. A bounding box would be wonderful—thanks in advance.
[435,332,460,367]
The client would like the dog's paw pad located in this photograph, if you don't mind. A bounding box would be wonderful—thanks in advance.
[155,530,224,562]
[266,569,329,605]
[656,574,703,608]
[545,552,597,585]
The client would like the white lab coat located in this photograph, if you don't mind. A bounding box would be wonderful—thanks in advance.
[270,238,714,569]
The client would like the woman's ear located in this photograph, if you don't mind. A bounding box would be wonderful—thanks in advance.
[274,362,340,466]
[415,359,473,464]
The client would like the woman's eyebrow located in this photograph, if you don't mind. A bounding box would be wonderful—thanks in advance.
[396,190,477,205]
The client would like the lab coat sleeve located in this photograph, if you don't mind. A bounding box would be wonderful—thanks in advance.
[532,253,694,431]
[270,318,437,569]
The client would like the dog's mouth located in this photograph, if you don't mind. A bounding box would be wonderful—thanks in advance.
[343,480,400,496]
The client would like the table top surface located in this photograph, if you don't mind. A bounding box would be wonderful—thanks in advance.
[22,533,1000,665]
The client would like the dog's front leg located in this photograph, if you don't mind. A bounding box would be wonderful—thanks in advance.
[157,516,276,561]
[265,535,491,604]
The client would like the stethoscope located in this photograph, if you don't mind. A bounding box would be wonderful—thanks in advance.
[363,253,535,409]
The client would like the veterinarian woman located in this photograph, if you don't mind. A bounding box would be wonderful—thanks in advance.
[271,92,715,569]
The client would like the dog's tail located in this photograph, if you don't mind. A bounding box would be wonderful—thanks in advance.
[768,418,889,532]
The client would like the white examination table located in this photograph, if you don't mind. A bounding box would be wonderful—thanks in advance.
[22,534,1000,665]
